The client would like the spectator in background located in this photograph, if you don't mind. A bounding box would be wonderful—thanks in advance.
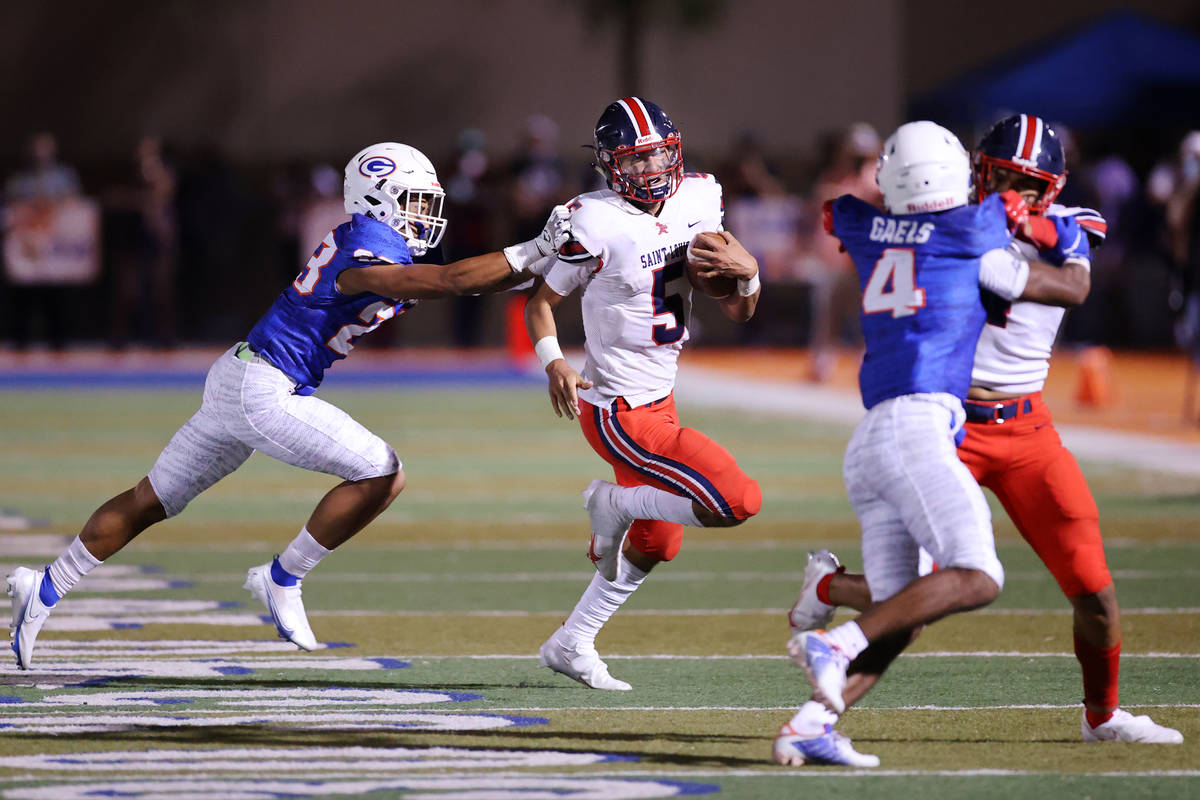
[804,123,881,382]
[502,115,571,361]
[507,114,570,241]
[1155,131,1200,414]
[105,136,179,349]
[1055,128,1142,347]
[722,132,805,344]
[445,129,500,348]
[4,132,80,201]
[2,132,93,351]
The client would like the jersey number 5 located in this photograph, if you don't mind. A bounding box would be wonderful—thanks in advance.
[863,248,925,318]
[651,262,686,344]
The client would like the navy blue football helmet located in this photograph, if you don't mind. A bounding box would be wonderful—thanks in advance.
[973,114,1067,212]
[593,97,683,203]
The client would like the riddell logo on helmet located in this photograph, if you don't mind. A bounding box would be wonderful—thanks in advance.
[635,134,661,146]
[906,196,957,213]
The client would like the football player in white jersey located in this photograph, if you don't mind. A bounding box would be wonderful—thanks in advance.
[6,142,570,670]
[524,97,763,691]
[789,115,1182,745]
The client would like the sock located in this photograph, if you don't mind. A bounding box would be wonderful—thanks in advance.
[560,554,648,647]
[277,527,331,580]
[1076,633,1121,727]
[786,700,838,736]
[616,485,702,526]
[824,620,869,660]
[815,573,837,606]
[45,536,103,601]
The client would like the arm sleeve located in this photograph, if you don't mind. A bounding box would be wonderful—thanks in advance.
[543,257,588,297]
[978,247,1030,301]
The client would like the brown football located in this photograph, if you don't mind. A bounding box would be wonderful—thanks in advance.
[686,232,737,298]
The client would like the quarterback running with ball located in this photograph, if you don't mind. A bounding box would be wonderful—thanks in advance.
[525,97,763,691]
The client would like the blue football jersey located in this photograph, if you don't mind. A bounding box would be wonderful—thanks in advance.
[830,194,1012,409]
[247,214,417,395]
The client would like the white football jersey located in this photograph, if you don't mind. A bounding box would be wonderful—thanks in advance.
[970,203,1103,394]
[543,174,724,407]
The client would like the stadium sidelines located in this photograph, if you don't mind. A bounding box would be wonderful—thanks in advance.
[675,363,1200,476]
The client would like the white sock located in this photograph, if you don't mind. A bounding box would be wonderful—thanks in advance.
[615,485,702,526]
[560,554,648,647]
[277,527,331,579]
[47,536,103,597]
[824,620,869,660]
[787,700,838,736]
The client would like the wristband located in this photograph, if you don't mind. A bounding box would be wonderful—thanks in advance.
[534,336,564,369]
[503,239,543,274]
[737,272,761,296]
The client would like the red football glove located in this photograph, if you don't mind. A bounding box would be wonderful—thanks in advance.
[1000,190,1059,250]
[999,190,1030,232]
[1018,214,1059,250]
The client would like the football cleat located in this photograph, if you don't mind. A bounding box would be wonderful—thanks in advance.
[244,558,318,651]
[788,550,842,633]
[789,630,850,714]
[772,722,880,767]
[8,566,54,670]
[582,479,632,582]
[539,627,632,691]
[1082,708,1184,744]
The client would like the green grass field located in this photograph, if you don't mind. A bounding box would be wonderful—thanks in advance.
[1,383,1197,799]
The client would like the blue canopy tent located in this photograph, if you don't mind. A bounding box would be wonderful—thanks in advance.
[911,11,1200,130]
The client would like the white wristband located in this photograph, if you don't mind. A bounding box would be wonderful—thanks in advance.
[534,336,564,369]
[737,272,761,296]
[503,239,543,274]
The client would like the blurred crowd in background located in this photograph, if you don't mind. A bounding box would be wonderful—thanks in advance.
[4,117,1200,382]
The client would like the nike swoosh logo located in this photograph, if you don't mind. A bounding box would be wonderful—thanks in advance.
[688,220,703,227]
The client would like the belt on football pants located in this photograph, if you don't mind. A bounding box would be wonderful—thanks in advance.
[234,341,275,368]
[963,397,1033,425]
[610,395,669,413]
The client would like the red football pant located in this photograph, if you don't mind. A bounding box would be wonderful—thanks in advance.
[957,393,1112,597]
[579,394,761,562]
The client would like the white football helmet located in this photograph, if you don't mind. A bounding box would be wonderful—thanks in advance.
[344,142,446,256]
[876,121,971,215]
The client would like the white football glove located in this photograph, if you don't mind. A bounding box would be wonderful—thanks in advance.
[503,204,573,273]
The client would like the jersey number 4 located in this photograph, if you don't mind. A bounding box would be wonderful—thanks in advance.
[863,248,925,318]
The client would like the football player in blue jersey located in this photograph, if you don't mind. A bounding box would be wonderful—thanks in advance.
[773,121,1090,767]
[6,141,569,670]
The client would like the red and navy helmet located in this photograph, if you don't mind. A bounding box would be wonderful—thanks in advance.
[593,97,683,203]
[973,114,1067,213]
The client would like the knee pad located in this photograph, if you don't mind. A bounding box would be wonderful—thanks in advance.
[627,520,684,562]
[733,478,762,521]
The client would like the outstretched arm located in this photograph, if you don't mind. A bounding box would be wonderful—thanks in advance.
[337,205,569,298]
[525,281,592,420]
[337,252,518,299]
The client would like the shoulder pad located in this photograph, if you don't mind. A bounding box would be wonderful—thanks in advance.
[337,215,412,265]
[564,191,624,260]
[1050,204,1107,246]
[558,237,593,263]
